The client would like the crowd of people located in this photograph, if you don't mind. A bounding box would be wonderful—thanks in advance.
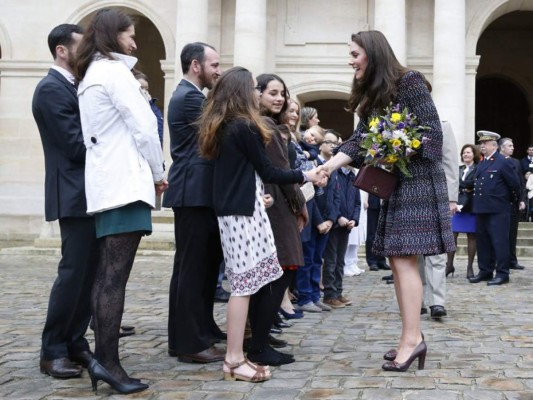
[31,8,526,396]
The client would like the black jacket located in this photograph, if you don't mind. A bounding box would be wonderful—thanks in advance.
[213,119,304,216]
[32,69,89,221]
[163,79,215,208]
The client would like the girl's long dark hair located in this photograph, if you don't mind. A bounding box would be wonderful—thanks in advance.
[198,67,270,159]
[74,8,135,81]
[347,30,409,119]
[256,73,289,124]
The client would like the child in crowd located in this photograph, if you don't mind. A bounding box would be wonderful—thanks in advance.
[321,133,360,308]
[296,130,340,313]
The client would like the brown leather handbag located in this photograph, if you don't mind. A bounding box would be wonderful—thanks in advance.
[353,165,398,200]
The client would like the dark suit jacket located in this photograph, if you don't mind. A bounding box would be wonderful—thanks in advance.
[472,152,520,214]
[520,156,533,175]
[162,79,214,208]
[32,68,89,221]
[509,157,527,206]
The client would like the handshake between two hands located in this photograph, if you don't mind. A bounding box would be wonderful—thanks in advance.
[303,165,330,187]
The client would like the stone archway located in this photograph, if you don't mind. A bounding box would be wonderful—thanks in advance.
[475,10,533,156]
[77,8,167,114]
[476,76,529,153]
[289,81,353,140]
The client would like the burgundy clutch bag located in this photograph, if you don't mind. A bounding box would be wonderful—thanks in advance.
[354,165,399,200]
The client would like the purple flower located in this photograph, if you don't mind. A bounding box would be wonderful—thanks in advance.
[397,122,405,129]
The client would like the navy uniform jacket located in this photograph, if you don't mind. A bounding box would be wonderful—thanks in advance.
[472,151,520,214]
[32,69,89,221]
[163,79,214,208]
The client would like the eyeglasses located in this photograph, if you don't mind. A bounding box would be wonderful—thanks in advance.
[254,85,262,92]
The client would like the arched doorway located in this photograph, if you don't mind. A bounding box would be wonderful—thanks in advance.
[476,77,529,152]
[304,99,353,141]
[476,10,533,156]
[78,8,166,113]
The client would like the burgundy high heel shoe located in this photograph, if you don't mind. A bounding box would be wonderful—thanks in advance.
[382,341,427,372]
[383,333,424,361]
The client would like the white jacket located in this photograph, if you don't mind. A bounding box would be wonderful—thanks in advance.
[78,53,165,214]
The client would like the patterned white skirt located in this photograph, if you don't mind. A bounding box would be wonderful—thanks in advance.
[218,173,283,296]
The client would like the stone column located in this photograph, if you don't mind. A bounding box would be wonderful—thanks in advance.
[174,0,209,85]
[374,0,406,65]
[233,0,267,74]
[433,0,466,145]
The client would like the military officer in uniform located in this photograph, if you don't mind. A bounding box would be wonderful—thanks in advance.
[469,131,520,286]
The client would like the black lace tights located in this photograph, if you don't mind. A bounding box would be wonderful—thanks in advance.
[91,232,141,384]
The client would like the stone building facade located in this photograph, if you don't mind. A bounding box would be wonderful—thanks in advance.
[1,0,532,238]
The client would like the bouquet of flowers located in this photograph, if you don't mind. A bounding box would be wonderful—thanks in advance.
[360,103,429,177]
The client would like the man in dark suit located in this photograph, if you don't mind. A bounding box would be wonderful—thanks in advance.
[163,42,225,363]
[32,24,98,378]
[470,131,520,286]
[519,145,533,175]
[499,137,526,270]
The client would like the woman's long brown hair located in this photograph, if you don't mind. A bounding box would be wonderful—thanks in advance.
[346,30,409,119]
[198,67,270,159]
[74,8,134,81]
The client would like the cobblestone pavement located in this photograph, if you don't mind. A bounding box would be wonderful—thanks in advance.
[1,251,533,399]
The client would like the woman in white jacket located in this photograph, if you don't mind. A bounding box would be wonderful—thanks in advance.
[74,9,167,395]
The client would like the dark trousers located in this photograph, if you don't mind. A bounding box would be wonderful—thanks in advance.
[476,212,511,279]
[366,208,386,267]
[509,207,519,267]
[168,207,223,354]
[297,228,329,306]
[249,270,293,351]
[322,227,350,300]
[41,217,98,360]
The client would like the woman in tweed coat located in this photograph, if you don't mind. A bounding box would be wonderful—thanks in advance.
[324,31,455,372]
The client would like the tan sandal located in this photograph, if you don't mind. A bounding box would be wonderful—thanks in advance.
[223,358,271,382]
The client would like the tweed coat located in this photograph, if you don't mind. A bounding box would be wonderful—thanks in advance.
[337,71,455,257]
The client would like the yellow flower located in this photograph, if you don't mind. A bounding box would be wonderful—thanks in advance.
[369,117,380,129]
[377,134,382,142]
[368,149,376,157]
[391,113,401,123]
[390,139,401,147]
[411,139,421,149]
[386,154,398,163]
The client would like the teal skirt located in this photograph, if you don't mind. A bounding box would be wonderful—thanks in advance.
[95,201,152,239]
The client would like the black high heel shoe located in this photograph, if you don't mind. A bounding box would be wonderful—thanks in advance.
[382,341,427,372]
[445,263,455,278]
[88,359,148,395]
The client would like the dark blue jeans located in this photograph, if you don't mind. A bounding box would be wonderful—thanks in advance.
[296,228,329,306]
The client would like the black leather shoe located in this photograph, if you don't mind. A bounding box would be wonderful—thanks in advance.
[119,326,135,338]
[369,265,379,271]
[430,305,447,318]
[177,346,225,363]
[274,321,292,329]
[247,346,294,366]
[378,263,391,270]
[381,275,393,281]
[268,335,287,348]
[487,276,509,286]
[214,287,230,303]
[468,273,493,283]
[70,350,93,368]
[270,327,283,335]
[40,357,82,378]
[420,307,428,315]
[509,264,525,270]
